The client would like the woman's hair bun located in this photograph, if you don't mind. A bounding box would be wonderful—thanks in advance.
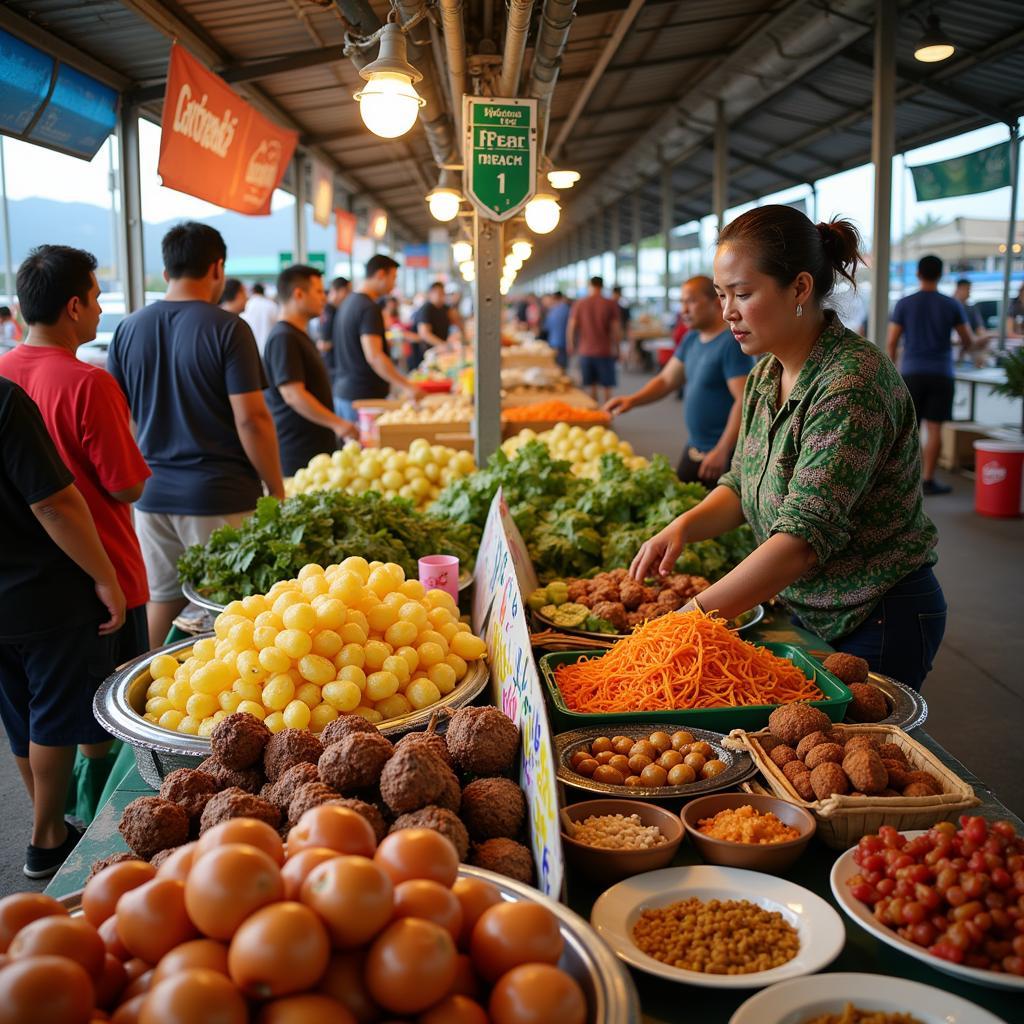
[816,218,864,287]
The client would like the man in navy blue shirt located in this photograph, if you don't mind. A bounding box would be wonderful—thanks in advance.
[606,276,753,483]
[887,255,974,496]
[542,291,571,369]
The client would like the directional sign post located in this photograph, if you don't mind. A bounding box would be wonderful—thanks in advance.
[463,97,537,222]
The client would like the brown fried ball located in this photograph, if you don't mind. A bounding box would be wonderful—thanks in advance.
[445,706,520,776]
[876,743,909,766]
[262,762,320,810]
[903,783,938,798]
[880,788,902,798]
[904,770,942,795]
[842,735,879,755]
[119,796,189,860]
[881,759,911,790]
[804,742,845,770]
[391,806,469,860]
[86,852,137,882]
[666,574,709,598]
[435,766,462,814]
[635,602,664,621]
[790,770,816,802]
[846,683,889,724]
[769,744,799,768]
[320,714,380,748]
[318,732,394,793]
[286,782,341,826]
[263,729,323,782]
[823,653,870,687]
[590,601,628,633]
[380,745,448,814]
[588,583,618,606]
[159,768,218,821]
[210,712,271,769]
[842,749,889,795]
[782,760,811,783]
[566,580,592,604]
[460,778,526,840]
[196,756,263,794]
[394,724,452,768]
[625,612,646,629]
[330,798,388,844]
[655,589,684,611]
[768,704,833,746]
[469,838,534,884]
[619,579,645,611]
[796,730,834,760]
[199,787,280,834]
[810,762,850,801]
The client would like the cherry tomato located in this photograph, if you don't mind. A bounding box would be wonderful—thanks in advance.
[0,892,68,952]
[365,918,457,1015]
[393,879,463,940]
[196,820,284,865]
[98,916,130,960]
[451,878,503,950]
[83,861,157,927]
[9,915,105,978]
[185,843,283,939]
[94,952,127,1010]
[0,954,95,1024]
[317,951,378,1024]
[116,878,198,964]
[300,856,393,948]
[470,901,564,982]
[488,963,586,1024]
[448,953,482,999]
[280,847,339,901]
[255,993,357,1024]
[153,939,230,985]
[155,843,198,882]
[138,968,247,1024]
[419,994,489,1024]
[288,806,376,858]
[374,829,458,887]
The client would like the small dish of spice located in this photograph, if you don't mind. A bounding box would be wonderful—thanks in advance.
[697,804,802,845]
[573,812,668,850]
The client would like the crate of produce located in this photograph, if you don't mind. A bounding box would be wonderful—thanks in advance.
[538,643,851,733]
[725,723,978,849]
[378,421,472,450]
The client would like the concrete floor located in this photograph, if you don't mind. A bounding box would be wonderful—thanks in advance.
[1,367,1021,896]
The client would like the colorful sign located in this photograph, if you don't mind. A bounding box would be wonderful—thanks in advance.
[463,96,537,222]
[404,243,431,269]
[335,209,357,254]
[911,141,1013,201]
[158,44,297,216]
[472,491,560,898]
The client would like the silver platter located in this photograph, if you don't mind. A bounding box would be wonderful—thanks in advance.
[535,602,765,642]
[851,672,928,731]
[556,722,757,801]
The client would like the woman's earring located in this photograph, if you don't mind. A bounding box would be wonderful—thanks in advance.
[796,304,803,318]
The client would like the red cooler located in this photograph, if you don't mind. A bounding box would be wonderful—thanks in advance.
[973,441,1024,517]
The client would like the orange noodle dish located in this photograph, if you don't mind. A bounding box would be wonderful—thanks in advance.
[554,609,823,713]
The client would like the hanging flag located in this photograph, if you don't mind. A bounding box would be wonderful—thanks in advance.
[910,141,1012,202]
[158,44,298,215]
[335,209,357,253]
[312,161,333,226]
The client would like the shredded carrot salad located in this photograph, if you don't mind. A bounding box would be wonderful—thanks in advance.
[554,609,823,713]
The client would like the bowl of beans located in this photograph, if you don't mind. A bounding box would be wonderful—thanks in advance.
[561,798,684,884]
[681,793,815,873]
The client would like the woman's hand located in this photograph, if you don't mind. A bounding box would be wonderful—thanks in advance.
[629,519,687,580]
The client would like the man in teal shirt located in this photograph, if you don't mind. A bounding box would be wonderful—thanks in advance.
[606,275,753,483]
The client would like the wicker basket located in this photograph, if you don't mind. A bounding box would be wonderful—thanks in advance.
[725,724,979,849]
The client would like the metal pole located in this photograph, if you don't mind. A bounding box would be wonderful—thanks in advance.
[713,99,728,235]
[473,214,502,464]
[810,181,818,223]
[632,191,641,307]
[107,138,119,293]
[293,154,308,263]
[868,0,895,348]
[0,137,13,304]
[998,122,1020,351]
[661,164,672,316]
[116,107,145,311]
[609,204,619,285]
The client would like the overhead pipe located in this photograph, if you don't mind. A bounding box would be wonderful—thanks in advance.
[499,0,535,98]
[438,0,469,137]
[527,0,576,158]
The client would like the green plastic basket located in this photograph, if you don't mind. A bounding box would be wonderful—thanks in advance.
[538,643,852,733]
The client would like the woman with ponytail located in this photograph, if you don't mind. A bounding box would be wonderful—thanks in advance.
[631,205,945,691]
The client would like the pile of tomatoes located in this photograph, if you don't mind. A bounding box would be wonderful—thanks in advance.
[0,808,588,1024]
[847,816,1024,975]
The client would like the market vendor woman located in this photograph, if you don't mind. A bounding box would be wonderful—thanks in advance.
[630,205,945,691]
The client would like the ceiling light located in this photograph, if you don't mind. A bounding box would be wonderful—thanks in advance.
[511,238,533,260]
[452,240,472,264]
[547,168,580,190]
[462,267,476,282]
[459,260,474,276]
[354,20,425,138]
[914,14,955,63]
[505,255,523,271]
[369,211,388,239]
[426,187,461,222]
[500,281,510,295]
[525,191,560,234]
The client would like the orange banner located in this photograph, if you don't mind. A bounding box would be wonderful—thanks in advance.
[158,44,298,216]
[335,209,357,254]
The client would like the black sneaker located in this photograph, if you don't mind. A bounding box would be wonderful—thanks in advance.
[23,822,84,879]
[922,479,952,496]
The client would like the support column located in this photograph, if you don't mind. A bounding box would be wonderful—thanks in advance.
[609,204,619,285]
[868,0,896,347]
[661,164,673,315]
[293,154,308,263]
[810,181,818,223]
[473,214,502,464]
[713,100,729,235]
[116,107,145,312]
[0,138,13,305]
[998,122,1020,351]
[632,191,641,305]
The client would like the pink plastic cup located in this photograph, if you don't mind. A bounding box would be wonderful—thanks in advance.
[418,555,460,602]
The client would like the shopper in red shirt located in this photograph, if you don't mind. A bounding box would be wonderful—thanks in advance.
[567,276,623,404]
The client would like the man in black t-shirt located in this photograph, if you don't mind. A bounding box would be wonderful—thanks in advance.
[409,281,453,370]
[331,254,423,421]
[0,379,127,877]
[263,265,357,475]
[316,276,350,356]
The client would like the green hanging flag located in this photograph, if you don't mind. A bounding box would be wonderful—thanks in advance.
[910,141,1012,201]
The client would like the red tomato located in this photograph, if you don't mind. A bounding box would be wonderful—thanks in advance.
[280,847,339,901]
[0,954,94,1024]
[98,916,130,960]
[393,879,463,940]
[0,892,68,952]
[152,939,230,985]
[110,993,147,1024]
[94,952,127,1009]
[365,918,458,1015]
[184,844,283,939]
[154,843,198,882]
[122,958,150,985]
[317,951,378,1024]
[116,879,198,964]
[470,902,564,981]
[196,821,283,865]
[488,963,586,1024]
[374,829,459,887]
[255,993,357,1024]
[138,968,247,1024]
[83,861,157,927]
[122,969,154,1001]
[287,806,376,858]
[451,878,502,949]
[300,856,393,948]
[448,953,481,999]
[9,915,106,978]
[419,994,489,1024]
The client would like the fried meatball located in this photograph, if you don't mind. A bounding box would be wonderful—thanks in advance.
[262,762,320,810]
[619,579,645,611]
[635,601,663,621]
[380,745,448,815]
[263,729,323,782]
[804,742,845,770]
[210,712,271,769]
[880,788,902,798]
[881,759,911,790]
[330,798,388,844]
[119,796,189,860]
[768,704,833,746]
[394,726,452,768]
[903,783,938,798]
[823,653,870,687]
[876,743,909,766]
[435,766,462,814]
[319,732,394,793]
[843,735,879,755]
[769,744,799,768]
[904,770,942,795]
[86,852,137,882]
[666,574,709,598]
[320,714,380,748]
[796,730,834,760]
[782,760,810,783]
[470,838,534,884]
[566,580,591,604]
[625,612,646,629]
[196,756,263,794]
[846,683,889,724]
[790,770,816,801]
[159,768,218,821]
[445,706,520,776]
[390,807,469,860]
[810,762,850,801]
[460,778,526,840]
[590,601,628,632]
[842,749,889,795]
[287,782,341,827]
[199,787,280,833]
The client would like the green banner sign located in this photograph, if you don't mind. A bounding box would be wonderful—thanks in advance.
[307,252,327,274]
[463,96,537,222]
[911,141,1012,201]
[278,250,293,270]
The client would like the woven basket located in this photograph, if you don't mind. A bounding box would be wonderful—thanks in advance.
[725,724,979,849]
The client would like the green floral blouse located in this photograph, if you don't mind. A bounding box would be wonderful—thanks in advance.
[718,313,938,641]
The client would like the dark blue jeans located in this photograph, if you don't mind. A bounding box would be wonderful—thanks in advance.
[797,566,947,692]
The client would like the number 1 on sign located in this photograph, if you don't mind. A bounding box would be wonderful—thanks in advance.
[497,173,505,194]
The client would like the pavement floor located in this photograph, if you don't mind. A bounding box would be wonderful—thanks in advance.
[0,365,1021,896]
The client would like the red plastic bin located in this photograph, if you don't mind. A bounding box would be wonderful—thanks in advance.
[973,440,1024,517]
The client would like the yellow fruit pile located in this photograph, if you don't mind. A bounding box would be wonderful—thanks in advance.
[141,559,486,737]
[285,440,477,510]
[502,423,648,478]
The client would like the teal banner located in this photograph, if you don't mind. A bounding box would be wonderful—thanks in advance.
[911,141,1012,201]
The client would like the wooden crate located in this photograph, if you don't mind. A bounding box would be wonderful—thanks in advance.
[377,421,472,450]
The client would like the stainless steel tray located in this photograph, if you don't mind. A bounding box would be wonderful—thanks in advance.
[853,672,928,731]
[535,602,765,642]
[555,723,757,801]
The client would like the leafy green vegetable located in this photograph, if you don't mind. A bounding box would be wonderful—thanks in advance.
[178,491,480,603]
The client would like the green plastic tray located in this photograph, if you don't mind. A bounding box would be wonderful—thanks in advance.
[538,642,852,733]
